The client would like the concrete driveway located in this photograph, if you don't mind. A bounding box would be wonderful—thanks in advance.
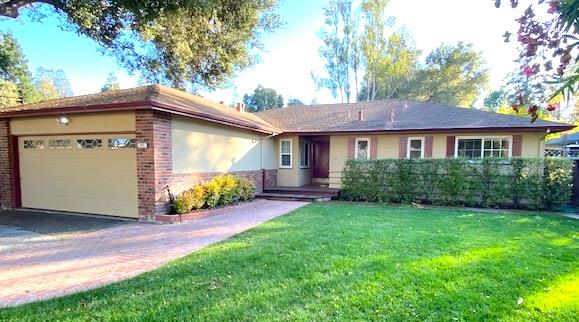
[0,200,308,308]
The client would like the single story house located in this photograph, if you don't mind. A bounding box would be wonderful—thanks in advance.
[546,132,579,150]
[0,85,573,220]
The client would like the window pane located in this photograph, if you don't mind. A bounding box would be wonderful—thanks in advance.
[457,139,482,158]
[49,139,72,149]
[357,140,369,159]
[410,140,422,150]
[281,154,291,166]
[108,138,136,149]
[281,140,290,154]
[76,139,102,149]
[484,140,491,149]
[409,150,421,159]
[300,142,309,167]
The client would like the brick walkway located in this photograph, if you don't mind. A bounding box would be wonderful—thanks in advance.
[0,200,308,308]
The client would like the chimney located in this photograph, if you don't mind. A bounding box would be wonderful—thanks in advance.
[236,102,245,112]
[358,110,364,121]
[347,108,351,117]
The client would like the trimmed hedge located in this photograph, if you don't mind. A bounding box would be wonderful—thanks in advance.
[341,157,573,210]
[171,175,256,214]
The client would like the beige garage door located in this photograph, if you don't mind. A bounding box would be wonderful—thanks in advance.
[18,134,138,218]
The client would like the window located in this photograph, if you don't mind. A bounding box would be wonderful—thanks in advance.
[355,138,370,160]
[407,137,424,159]
[108,138,136,149]
[77,139,102,149]
[23,140,44,150]
[280,139,292,168]
[456,137,510,158]
[48,139,72,149]
[300,141,310,168]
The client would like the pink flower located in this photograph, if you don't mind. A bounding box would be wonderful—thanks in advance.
[547,103,558,111]
[522,65,535,77]
[547,1,559,14]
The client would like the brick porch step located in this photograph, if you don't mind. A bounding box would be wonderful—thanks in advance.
[256,192,333,202]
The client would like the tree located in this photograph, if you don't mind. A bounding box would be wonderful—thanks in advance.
[242,85,283,112]
[287,98,304,106]
[0,31,38,105]
[35,77,59,100]
[359,29,420,100]
[360,0,391,101]
[101,72,121,92]
[315,0,358,103]
[0,1,280,90]
[483,90,505,111]
[34,67,73,97]
[408,42,490,107]
[494,0,578,109]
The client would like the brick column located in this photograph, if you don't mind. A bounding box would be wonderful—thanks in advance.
[135,110,173,221]
[0,119,17,209]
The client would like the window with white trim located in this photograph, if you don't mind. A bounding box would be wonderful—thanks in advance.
[407,137,424,159]
[456,137,511,158]
[300,141,310,168]
[355,138,370,160]
[280,139,292,168]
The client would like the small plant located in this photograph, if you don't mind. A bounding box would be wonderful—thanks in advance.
[188,185,206,210]
[172,196,190,214]
[204,180,222,208]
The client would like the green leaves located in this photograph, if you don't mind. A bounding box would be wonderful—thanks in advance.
[1,1,280,90]
[342,157,573,209]
[242,85,284,112]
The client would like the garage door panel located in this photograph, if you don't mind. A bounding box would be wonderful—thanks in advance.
[18,135,139,218]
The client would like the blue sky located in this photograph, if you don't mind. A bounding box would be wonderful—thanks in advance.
[0,0,527,106]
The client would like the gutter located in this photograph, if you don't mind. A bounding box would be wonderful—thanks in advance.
[0,100,281,135]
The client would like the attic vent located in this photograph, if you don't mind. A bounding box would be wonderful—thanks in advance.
[358,110,364,121]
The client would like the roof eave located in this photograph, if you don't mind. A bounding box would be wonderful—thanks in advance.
[280,125,575,136]
[0,100,279,135]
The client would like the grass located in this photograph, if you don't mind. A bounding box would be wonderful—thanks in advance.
[1,202,577,321]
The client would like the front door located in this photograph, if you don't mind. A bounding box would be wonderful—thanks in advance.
[312,141,330,178]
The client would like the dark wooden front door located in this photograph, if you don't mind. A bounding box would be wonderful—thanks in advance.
[312,141,330,178]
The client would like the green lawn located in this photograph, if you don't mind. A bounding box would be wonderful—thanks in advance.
[1,203,578,321]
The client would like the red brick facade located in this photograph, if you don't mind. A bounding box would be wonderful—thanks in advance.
[135,110,174,220]
[0,119,17,209]
[135,111,278,221]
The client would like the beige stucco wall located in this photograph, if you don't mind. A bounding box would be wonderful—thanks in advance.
[10,111,136,135]
[172,115,276,174]
[328,131,547,188]
[275,135,312,187]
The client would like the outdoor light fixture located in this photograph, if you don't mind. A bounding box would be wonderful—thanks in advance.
[57,115,70,125]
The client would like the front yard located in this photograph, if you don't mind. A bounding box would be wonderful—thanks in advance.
[1,203,577,321]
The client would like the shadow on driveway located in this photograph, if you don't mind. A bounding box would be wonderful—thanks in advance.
[0,210,130,236]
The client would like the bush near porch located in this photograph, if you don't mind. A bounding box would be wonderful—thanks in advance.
[341,157,573,210]
[172,175,255,214]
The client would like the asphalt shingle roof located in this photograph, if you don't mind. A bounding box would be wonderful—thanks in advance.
[0,85,573,134]
[0,85,279,134]
[256,100,573,133]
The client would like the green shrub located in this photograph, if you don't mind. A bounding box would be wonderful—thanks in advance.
[544,157,573,208]
[341,157,573,210]
[172,196,190,214]
[188,185,206,210]
[238,179,255,201]
[204,180,222,208]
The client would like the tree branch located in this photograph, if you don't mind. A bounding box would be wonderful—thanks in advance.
[0,0,58,18]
